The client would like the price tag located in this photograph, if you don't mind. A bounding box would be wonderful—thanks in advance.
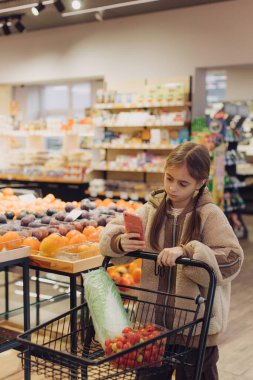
[105,191,113,199]
[67,208,83,221]
[19,193,36,204]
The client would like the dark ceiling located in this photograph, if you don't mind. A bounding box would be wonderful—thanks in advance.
[0,0,235,36]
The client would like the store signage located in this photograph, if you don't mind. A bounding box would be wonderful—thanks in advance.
[68,208,83,221]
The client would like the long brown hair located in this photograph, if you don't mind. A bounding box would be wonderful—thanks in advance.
[150,142,210,250]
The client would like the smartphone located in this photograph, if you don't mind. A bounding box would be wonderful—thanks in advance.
[123,211,144,241]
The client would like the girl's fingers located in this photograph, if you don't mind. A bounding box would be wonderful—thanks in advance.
[127,233,142,239]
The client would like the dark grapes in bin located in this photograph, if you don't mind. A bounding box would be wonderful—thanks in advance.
[79,210,89,219]
[65,202,74,213]
[16,210,28,220]
[49,218,61,226]
[55,212,66,221]
[46,208,57,216]
[20,214,36,226]
[41,215,51,224]
[5,211,15,220]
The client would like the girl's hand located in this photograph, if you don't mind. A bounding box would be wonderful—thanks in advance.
[120,233,146,253]
[157,246,183,267]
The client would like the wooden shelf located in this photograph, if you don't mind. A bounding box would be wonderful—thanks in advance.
[93,143,175,150]
[94,102,191,110]
[0,131,94,138]
[0,173,87,184]
[91,167,163,173]
[96,124,187,129]
[29,254,104,274]
[86,189,147,201]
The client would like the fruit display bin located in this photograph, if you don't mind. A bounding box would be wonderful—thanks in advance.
[0,246,30,263]
[29,251,103,274]
[29,240,103,273]
[18,252,216,380]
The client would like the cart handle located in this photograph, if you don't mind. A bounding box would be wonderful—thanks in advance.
[102,250,215,279]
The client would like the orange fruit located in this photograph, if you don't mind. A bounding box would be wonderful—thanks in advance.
[39,233,67,258]
[66,230,81,240]
[69,234,87,246]
[2,231,22,250]
[132,267,142,283]
[2,188,14,196]
[128,259,142,274]
[23,237,40,253]
[61,236,69,247]
[83,226,96,237]
[44,193,55,202]
[86,232,99,243]
[75,243,99,258]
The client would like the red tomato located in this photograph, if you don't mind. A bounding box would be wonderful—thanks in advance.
[116,340,123,349]
[105,339,111,348]
[122,327,132,334]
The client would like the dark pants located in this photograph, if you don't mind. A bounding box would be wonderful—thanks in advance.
[176,346,219,380]
[136,346,219,380]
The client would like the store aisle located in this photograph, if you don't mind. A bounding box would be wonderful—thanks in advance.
[1,216,253,380]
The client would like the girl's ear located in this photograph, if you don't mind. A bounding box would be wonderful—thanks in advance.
[196,180,206,191]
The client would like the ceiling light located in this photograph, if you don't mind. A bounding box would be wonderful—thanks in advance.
[31,2,45,16]
[71,1,81,10]
[15,19,26,33]
[63,0,159,17]
[95,10,103,22]
[54,0,65,13]
[2,21,11,35]
[0,1,53,15]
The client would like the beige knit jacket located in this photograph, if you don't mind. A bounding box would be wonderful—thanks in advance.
[99,189,244,346]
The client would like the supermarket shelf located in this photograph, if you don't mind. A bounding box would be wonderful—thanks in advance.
[86,189,147,201]
[91,166,163,173]
[94,102,191,110]
[224,205,246,212]
[0,173,87,184]
[95,124,186,129]
[224,182,246,189]
[92,143,175,150]
[0,131,94,138]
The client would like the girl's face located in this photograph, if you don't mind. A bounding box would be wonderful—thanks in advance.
[164,164,204,209]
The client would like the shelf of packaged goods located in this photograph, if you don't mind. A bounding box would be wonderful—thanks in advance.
[91,167,163,173]
[92,143,175,150]
[0,173,87,184]
[95,124,187,129]
[0,131,94,138]
[224,205,246,212]
[85,189,147,201]
[94,102,191,110]
[224,183,246,189]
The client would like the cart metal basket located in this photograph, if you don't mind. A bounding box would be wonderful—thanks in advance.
[18,251,216,380]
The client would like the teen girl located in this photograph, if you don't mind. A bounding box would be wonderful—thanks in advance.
[99,141,244,379]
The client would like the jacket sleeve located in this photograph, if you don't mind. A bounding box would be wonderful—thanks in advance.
[181,205,244,287]
[99,204,149,265]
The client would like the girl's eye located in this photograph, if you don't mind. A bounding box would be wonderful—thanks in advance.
[167,177,172,182]
[179,183,187,187]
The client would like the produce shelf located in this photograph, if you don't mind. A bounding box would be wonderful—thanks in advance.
[29,253,104,274]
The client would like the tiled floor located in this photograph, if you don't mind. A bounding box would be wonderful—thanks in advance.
[1,215,253,379]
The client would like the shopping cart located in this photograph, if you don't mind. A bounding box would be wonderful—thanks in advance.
[17,251,216,380]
